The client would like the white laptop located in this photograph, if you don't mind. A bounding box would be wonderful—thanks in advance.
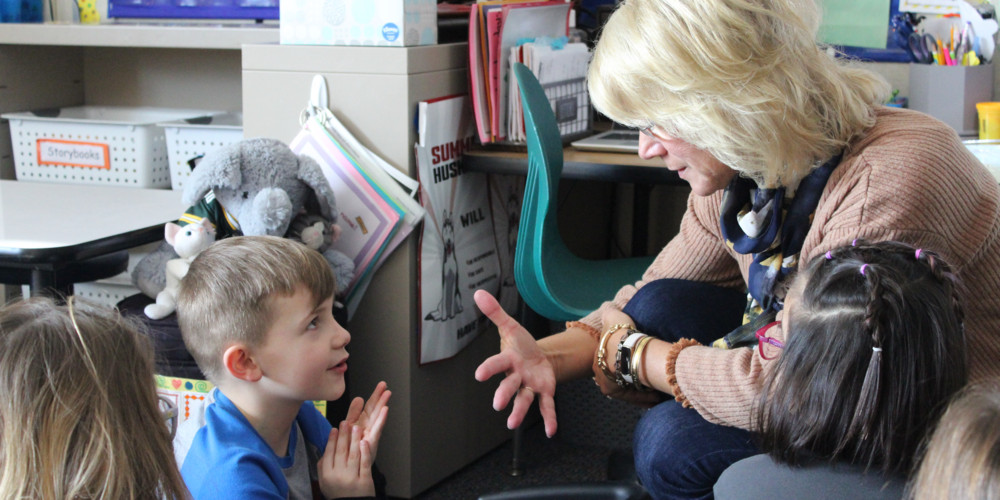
[571,129,641,153]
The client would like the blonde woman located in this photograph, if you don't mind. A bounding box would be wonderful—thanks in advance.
[473,0,1000,497]
[0,296,188,499]
[908,379,1000,499]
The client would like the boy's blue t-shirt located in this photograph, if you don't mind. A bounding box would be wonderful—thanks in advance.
[180,389,331,499]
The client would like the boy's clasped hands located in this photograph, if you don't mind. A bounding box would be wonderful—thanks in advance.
[319,381,391,499]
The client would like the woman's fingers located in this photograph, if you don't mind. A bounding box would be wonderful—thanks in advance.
[507,386,535,429]
[492,370,523,411]
[475,351,513,382]
[538,393,558,437]
[474,290,523,341]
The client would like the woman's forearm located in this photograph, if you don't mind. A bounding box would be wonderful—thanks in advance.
[538,327,599,383]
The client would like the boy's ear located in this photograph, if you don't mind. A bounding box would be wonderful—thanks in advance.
[223,344,262,382]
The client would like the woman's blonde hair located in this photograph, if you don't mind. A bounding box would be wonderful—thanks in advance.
[0,296,188,499]
[588,0,891,187]
[908,379,1000,499]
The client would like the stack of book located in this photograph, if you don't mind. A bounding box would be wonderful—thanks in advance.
[468,0,591,144]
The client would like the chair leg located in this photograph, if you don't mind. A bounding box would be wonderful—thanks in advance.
[510,424,525,476]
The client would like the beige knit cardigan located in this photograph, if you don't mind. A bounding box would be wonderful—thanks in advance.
[576,107,1000,429]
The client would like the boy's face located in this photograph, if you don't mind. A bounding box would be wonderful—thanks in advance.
[252,285,350,404]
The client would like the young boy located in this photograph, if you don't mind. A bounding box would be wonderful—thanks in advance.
[176,235,390,499]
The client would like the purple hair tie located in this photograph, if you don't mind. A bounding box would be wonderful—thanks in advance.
[852,239,858,247]
[860,263,868,276]
[915,249,923,259]
[825,251,833,260]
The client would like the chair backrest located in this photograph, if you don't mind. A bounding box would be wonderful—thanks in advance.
[512,63,656,322]
[512,63,578,320]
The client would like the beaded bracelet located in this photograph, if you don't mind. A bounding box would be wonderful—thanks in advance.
[597,323,631,381]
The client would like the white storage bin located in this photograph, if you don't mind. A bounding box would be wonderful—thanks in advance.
[160,112,244,191]
[74,281,142,309]
[2,106,216,188]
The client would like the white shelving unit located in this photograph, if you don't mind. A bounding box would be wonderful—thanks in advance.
[0,22,277,48]
[0,22,270,301]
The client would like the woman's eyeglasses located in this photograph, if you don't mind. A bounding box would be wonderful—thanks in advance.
[639,125,671,141]
[755,321,784,360]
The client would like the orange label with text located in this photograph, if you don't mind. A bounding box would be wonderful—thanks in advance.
[36,139,110,169]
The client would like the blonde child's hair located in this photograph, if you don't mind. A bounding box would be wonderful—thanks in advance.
[908,379,1000,499]
[176,235,336,382]
[0,296,188,499]
[588,0,890,187]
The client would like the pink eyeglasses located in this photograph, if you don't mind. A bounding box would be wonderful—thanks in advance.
[755,321,784,360]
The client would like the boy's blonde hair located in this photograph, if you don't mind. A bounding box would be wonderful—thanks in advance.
[0,296,188,499]
[909,379,1000,499]
[588,0,890,187]
[177,235,337,382]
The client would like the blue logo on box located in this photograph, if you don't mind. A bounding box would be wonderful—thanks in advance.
[382,23,400,42]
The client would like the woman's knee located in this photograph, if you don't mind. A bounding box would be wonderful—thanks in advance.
[632,402,758,499]
[622,279,745,343]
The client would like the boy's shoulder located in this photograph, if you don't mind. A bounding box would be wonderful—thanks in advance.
[180,390,287,499]
[179,391,333,499]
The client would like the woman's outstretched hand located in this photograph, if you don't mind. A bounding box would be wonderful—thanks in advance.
[473,290,558,438]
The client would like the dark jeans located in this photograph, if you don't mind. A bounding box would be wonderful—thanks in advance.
[621,279,759,500]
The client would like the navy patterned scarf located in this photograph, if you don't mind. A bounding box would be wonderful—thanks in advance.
[714,154,841,348]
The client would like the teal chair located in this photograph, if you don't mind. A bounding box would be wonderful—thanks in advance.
[504,63,655,482]
[512,62,654,322]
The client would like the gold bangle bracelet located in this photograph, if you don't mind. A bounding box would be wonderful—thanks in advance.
[597,323,632,381]
[630,335,654,391]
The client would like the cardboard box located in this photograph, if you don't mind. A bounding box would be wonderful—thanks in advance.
[280,0,437,47]
[909,63,994,137]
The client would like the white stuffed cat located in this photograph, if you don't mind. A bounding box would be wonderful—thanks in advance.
[144,218,216,320]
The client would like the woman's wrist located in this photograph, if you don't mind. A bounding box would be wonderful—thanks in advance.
[540,326,604,382]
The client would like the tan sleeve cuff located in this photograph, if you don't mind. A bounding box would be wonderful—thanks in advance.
[566,320,601,342]
[665,338,701,407]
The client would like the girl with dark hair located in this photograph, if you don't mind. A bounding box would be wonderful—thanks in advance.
[715,241,968,498]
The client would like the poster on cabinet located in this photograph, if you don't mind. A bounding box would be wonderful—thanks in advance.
[416,93,500,364]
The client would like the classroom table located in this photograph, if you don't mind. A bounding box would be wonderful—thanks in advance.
[0,180,184,296]
[462,145,686,256]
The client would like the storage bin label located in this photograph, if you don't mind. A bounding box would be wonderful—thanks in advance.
[36,139,110,169]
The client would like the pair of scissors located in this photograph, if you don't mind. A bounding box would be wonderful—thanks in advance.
[908,33,937,64]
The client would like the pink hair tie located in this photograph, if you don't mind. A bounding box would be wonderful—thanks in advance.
[825,251,833,260]
[860,264,868,276]
[915,249,923,259]
[852,239,858,247]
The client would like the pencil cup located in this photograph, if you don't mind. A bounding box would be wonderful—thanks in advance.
[977,102,1000,140]
[909,63,994,137]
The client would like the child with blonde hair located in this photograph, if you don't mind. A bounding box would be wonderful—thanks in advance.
[908,379,1000,499]
[0,296,188,499]
[176,235,389,499]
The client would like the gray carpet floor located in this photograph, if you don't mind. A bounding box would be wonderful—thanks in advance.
[411,377,646,499]
[412,421,614,499]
